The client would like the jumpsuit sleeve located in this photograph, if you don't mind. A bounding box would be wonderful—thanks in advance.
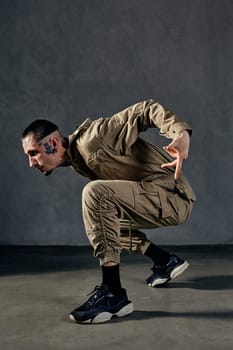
[77,99,192,157]
[114,99,191,138]
[104,99,192,154]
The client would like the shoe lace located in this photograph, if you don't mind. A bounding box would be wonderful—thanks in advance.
[84,284,108,308]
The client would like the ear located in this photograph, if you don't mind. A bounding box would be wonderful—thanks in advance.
[50,137,59,148]
[50,136,64,154]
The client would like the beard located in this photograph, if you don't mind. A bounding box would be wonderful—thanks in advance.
[44,170,53,176]
[41,151,69,176]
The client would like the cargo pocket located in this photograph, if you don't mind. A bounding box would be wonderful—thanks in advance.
[156,188,178,224]
[87,148,106,169]
[135,181,179,226]
[133,181,162,222]
[158,186,189,225]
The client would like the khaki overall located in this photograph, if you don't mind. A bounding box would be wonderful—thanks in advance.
[67,99,196,265]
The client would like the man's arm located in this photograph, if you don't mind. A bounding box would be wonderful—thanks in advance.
[142,99,192,179]
[111,99,192,178]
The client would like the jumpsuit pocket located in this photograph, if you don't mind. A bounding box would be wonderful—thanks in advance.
[138,181,178,222]
[136,178,194,226]
[134,182,163,222]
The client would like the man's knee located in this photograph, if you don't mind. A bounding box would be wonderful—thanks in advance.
[82,180,115,208]
[83,180,105,199]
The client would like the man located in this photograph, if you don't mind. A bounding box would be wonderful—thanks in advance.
[22,99,196,324]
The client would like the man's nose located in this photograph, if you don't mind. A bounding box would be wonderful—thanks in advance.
[29,157,36,168]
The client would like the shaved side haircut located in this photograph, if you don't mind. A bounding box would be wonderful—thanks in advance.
[22,119,58,142]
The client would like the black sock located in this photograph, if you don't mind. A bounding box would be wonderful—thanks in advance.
[101,264,122,295]
[144,243,171,266]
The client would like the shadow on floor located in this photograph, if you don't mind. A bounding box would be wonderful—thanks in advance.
[70,309,233,326]
[162,275,233,290]
[126,309,233,322]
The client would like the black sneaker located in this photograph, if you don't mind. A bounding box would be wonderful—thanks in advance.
[69,284,134,324]
[146,255,189,287]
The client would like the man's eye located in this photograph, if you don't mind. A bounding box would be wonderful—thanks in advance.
[29,151,38,156]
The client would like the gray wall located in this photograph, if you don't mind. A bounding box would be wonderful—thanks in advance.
[0,0,232,245]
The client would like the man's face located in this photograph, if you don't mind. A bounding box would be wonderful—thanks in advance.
[22,133,64,176]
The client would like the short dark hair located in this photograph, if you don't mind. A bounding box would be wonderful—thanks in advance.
[22,119,58,142]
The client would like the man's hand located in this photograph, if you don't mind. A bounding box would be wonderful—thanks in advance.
[161,130,190,179]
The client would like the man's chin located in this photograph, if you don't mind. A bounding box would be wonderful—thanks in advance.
[44,170,53,176]
[38,169,53,176]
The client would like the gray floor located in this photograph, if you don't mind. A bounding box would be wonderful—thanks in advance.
[0,245,232,350]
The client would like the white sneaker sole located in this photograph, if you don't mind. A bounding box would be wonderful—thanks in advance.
[150,260,189,287]
[69,302,134,324]
[170,260,189,280]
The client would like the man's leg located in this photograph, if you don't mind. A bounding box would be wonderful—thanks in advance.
[115,180,192,287]
[80,179,175,264]
[70,179,192,323]
[119,228,189,287]
[70,180,137,323]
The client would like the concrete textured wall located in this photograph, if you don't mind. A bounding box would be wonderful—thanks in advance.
[0,0,232,245]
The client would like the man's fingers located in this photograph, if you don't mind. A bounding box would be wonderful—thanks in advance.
[161,152,184,179]
[162,131,190,178]
[174,153,183,180]
[163,145,177,157]
[161,160,177,169]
